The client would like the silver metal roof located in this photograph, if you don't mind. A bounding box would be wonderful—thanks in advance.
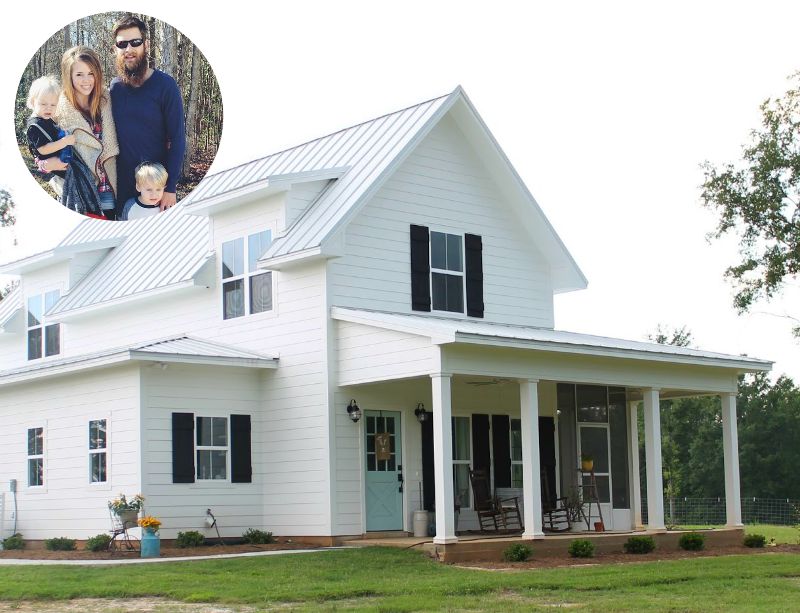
[331,307,773,372]
[0,285,21,329]
[183,91,454,262]
[49,208,210,316]
[133,336,276,360]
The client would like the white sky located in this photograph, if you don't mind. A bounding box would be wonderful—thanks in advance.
[0,1,798,380]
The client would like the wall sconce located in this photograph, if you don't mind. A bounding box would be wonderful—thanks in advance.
[414,402,428,423]
[347,399,362,423]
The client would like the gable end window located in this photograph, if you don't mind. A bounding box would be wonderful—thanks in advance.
[27,291,60,360]
[409,225,483,317]
[222,230,273,320]
[171,412,252,484]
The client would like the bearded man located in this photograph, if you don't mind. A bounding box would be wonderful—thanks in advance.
[109,15,185,215]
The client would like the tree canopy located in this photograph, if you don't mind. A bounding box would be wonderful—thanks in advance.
[701,74,800,334]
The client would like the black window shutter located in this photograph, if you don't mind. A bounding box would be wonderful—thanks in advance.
[231,414,252,483]
[172,412,195,483]
[464,233,484,318]
[471,414,490,475]
[492,414,511,488]
[410,224,431,311]
[421,417,435,511]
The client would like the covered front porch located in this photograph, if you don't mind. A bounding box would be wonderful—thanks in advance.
[332,308,771,545]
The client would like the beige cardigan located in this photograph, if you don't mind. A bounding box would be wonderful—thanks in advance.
[55,93,119,197]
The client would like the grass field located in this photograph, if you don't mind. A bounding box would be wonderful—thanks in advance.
[675,524,798,544]
[0,548,799,611]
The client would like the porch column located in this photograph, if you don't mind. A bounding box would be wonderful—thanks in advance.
[628,401,644,530]
[520,379,544,539]
[642,388,665,530]
[431,373,457,544]
[721,393,743,527]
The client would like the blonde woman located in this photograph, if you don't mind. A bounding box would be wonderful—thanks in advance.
[55,46,119,219]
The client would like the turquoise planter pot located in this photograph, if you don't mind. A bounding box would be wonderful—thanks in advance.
[141,528,160,558]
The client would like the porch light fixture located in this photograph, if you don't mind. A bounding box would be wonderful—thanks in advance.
[414,403,428,423]
[347,399,362,423]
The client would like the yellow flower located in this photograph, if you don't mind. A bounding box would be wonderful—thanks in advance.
[138,515,162,531]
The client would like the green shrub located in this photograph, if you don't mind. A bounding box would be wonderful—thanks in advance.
[678,532,705,551]
[502,542,532,562]
[2,533,24,550]
[175,530,205,548]
[85,533,113,552]
[44,537,77,551]
[743,533,766,548]
[568,538,595,558]
[242,528,275,544]
[624,535,656,554]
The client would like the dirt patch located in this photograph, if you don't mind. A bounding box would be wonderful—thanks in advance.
[0,540,316,561]
[454,543,800,570]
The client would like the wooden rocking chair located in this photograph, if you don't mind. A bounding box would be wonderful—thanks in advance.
[468,469,523,532]
[541,469,570,532]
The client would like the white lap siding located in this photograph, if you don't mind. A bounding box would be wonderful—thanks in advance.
[329,114,555,328]
[0,364,140,540]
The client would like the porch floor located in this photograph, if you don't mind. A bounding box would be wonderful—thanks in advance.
[342,527,745,563]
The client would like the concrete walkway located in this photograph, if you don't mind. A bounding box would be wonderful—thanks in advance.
[0,547,343,566]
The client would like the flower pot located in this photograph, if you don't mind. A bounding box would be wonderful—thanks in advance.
[116,510,138,529]
[594,521,605,532]
[581,460,594,472]
[141,528,160,558]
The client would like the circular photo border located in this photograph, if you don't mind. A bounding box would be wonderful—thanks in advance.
[14,11,223,221]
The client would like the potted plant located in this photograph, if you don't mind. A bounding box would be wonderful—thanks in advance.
[108,493,145,528]
[138,515,162,558]
[580,452,594,472]
[564,487,585,529]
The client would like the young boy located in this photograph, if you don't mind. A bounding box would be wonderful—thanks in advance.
[25,76,75,192]
[121,162,168,221]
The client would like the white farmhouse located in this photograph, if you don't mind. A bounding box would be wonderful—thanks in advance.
[0,87,770,546]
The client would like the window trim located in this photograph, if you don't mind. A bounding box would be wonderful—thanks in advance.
[88,417,110,487]
[430,230,466,315]
[26,425,45,489]
[195,415,231,482]
[26,289,62,361]
[221,229,275,320]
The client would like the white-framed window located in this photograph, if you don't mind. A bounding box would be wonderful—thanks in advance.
[452,415,471,508]
[88,419,108,483]
[27,290,60,360]
[222,230,273,320]
[27,426,44,487]
[196,416,229,480]
[510,418,523,488]
[430,231,464,313]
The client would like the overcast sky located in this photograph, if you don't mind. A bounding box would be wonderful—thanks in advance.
[1,1,798,381]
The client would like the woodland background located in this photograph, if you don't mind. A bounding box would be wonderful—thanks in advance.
[14,11,223,200]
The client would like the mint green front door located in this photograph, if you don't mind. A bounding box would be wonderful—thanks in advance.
[365,411,403,531]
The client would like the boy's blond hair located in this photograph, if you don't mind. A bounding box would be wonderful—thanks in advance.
[135,162,169,189]
[26,75,61,111]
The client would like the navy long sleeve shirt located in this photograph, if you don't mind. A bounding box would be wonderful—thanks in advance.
[110,70,186,208]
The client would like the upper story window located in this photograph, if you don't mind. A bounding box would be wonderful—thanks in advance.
[430,231,464,313]
[27,290,60,360]
[222,230,272,320]
[410,225,483,318]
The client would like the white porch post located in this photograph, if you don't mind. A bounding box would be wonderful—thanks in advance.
[628,400,643,530]
[520,379,544,539]
[643,388,665,530]
[721,392,743,527]
[431,373,457,544]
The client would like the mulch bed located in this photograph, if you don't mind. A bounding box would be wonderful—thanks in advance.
[454,543,800,570]
[0,540,316,561]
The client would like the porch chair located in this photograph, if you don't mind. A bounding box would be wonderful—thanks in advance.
[540,469,570,532]
[468,469,523,532]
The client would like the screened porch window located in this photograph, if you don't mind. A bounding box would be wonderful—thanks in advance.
[452,416,471,508]
[510,418,523,488]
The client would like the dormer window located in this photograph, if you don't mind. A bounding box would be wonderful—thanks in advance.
[222,230,273,320]
[27,290,60,360]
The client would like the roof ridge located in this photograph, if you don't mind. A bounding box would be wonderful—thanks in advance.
[199,90,453,183]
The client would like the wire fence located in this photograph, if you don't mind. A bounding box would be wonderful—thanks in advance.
[642,497,800,526]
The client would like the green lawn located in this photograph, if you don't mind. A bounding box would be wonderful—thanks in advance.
[1,548,799,611]
[674,524,799,544]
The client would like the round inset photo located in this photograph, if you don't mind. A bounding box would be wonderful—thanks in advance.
[14,11,222,221]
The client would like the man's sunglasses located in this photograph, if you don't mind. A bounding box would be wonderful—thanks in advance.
[115,38,144,49]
